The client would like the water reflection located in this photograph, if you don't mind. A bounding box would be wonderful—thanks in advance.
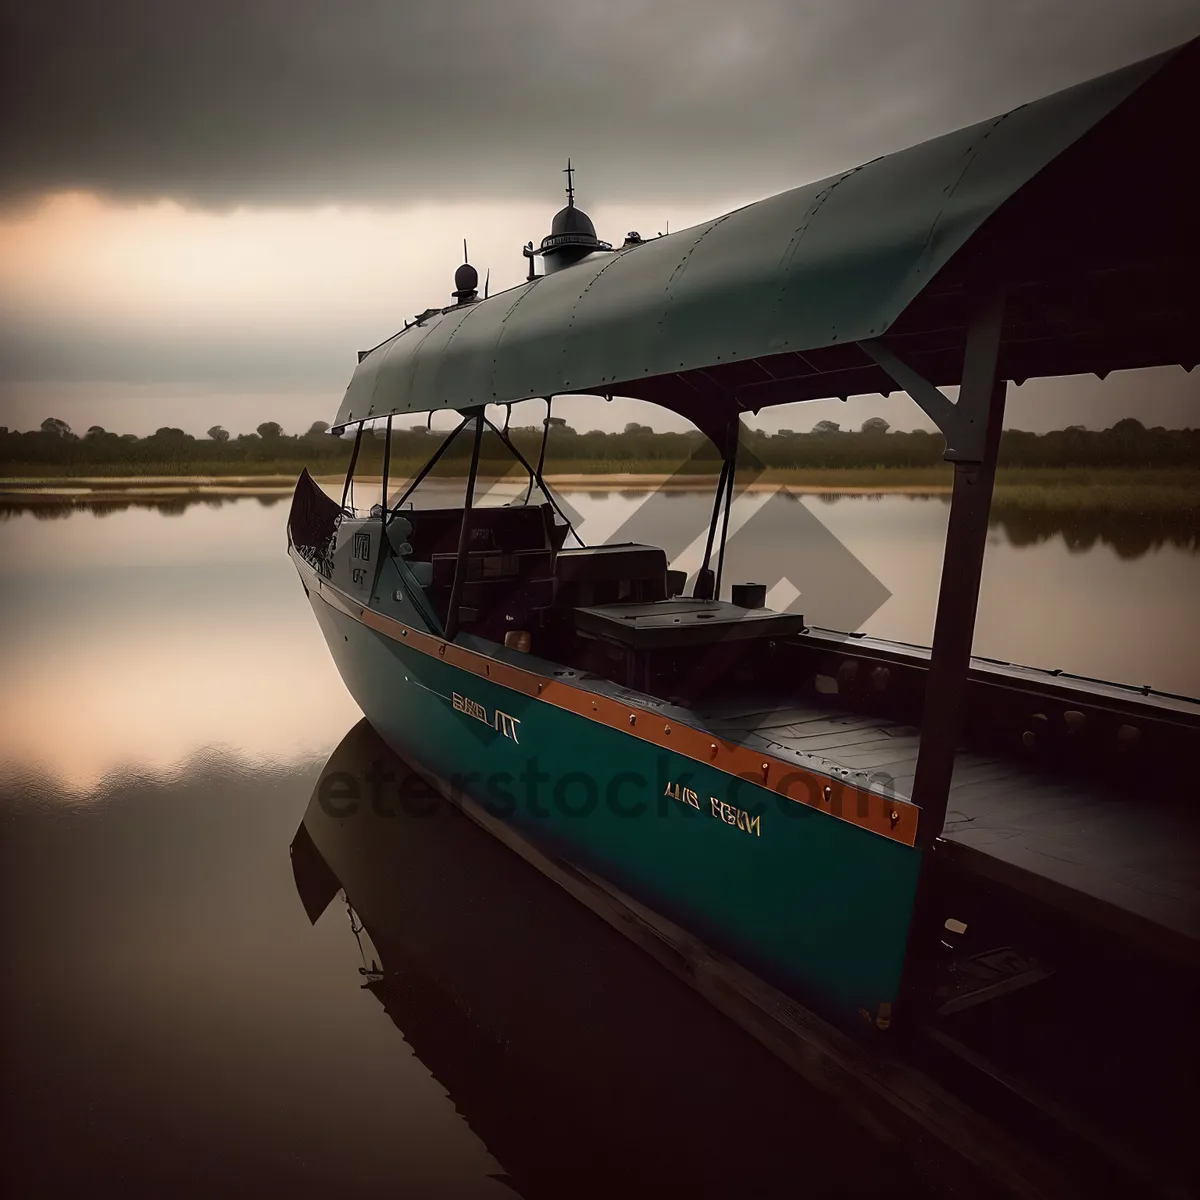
[0,493,290,521]
[1,752,511,1198]
[1,728,925,1197]
[1,488,1196,793]
[2,489,1195,559]
[291,720,925,1199]
[989,504,1199,558]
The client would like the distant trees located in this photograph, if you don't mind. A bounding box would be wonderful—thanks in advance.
[1112,418,1145,435]
[1,415,1197,477]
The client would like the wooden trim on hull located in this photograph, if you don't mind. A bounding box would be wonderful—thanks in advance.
[291,547,921,848]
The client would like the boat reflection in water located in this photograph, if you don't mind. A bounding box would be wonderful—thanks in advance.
[290,720,930,1200]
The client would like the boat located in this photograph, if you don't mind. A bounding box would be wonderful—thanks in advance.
[287,38,1198,1192]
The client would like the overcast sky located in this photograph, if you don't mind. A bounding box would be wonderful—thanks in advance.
[1,0,1197,436]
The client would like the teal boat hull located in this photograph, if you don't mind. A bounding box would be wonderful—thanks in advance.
[302,569,923,1031]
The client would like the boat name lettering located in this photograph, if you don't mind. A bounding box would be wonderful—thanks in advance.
[351,567,367,584]
[711,796,762,837]
[453,692,521,744]
[453,692,488,723]
[664,780,762,836]
[353,532,371,560]
[494,709,521,744]
[663,781,700,809]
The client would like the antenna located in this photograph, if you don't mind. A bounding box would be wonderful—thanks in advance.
[463,238,468,262]
[563,157,575,207]
[483,268,490,299]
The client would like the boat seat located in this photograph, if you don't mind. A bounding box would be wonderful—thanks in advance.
[405,503,559,560]
[427,548,557,633]
[430,548,554,586]
[553,543,668,607]
[573,598,806,650]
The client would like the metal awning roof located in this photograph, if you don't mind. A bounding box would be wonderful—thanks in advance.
[334,39,1197,440]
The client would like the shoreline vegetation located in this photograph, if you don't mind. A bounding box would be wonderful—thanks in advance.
[2,475,1194,560]
[1,416,1196,518]
[2,465,1198,494]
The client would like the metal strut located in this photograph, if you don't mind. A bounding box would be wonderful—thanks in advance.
[859,296,1005,465]
[379,414,393,523]
[485,417,584,546]
[444,409,486,642]
[860,295,1007,845]
[693,458,729,599]
[694,418,740,600]
[340,421,365,514]
[714,424,740,599]
[391,415,471,511]
[526,398,553,505]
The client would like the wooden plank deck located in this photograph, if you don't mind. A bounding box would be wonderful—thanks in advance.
[705,701,1200,956]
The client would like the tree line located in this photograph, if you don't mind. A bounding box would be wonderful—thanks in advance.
[2,415,1196,474]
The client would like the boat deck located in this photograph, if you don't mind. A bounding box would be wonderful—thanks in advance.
[702,700,1200,956]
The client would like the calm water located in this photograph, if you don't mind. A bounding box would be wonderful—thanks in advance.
[2,487,1197,1196]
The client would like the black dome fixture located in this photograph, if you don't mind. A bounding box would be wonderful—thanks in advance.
[452,239,479,304]
[524,159,612,277]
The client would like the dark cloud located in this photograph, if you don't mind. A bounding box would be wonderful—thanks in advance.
[0,323,353,390]
[2,0,1197,208]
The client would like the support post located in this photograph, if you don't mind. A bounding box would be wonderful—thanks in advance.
[693,458,729,599]
[909,298,1007,846]
[340,422,364,513]
[444,409,486,642]
[525,398,553,504]
[379,414,393,523]
[714,420,740,599]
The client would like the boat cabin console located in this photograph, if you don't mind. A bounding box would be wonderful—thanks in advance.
[389,499,803,702]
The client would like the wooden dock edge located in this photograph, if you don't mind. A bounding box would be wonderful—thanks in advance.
[425,773,1079,1199]
[934,837,1199,972]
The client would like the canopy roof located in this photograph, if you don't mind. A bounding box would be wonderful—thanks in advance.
[334,39,1197,441]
